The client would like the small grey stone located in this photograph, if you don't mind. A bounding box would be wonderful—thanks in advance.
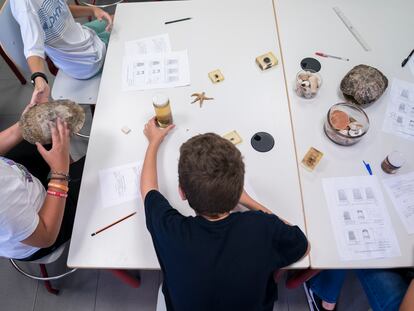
[340,64,388,106]
[19,100,85,145]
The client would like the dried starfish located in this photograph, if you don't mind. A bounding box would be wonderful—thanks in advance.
[191,92,214,108]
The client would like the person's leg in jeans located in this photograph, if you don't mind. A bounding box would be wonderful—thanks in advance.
[308,270,347,310]
[356,269,408,311]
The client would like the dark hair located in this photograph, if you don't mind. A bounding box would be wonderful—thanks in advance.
[178,133,245,216]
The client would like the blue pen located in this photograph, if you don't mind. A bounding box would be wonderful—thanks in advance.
[363,161,373,175]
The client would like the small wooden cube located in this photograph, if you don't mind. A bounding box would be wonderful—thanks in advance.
[208,69,225,83]
[121,126,131,134]
[256,52,278,70]
[223,130,242,145]
[301,147,323,171]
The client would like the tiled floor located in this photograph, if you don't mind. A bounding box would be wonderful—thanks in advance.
[0,1,370,310]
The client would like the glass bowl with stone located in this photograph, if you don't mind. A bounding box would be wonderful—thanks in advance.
[324,102,369,146]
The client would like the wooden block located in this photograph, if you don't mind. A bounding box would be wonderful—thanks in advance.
[208,69,225,83]
[223,130,242,145]
[121,126,131,134]
[256,52,278,70]
[301,147,323,171]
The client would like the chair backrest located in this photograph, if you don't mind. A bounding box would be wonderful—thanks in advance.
[29,243,67,264]
[0,0,30,74]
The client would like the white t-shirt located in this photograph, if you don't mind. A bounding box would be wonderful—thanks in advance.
[10,0,106,79]
[0,157,44,259]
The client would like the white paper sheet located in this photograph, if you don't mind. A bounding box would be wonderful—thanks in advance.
[382,78,414,142]
[122,50,190,91]
[125,34,171,57]
[382,171,414,235]
[322,175,401,261]
[408,56,414,77]
[99,162,142,208]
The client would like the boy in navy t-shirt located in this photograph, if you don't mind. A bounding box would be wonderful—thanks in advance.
[140,118,309,311]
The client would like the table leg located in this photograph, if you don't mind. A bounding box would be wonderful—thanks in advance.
[285,269,321,289]
[109,269,141,288]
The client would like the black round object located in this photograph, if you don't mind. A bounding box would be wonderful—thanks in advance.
[300,57,321,72]
[250,132,275,152]
[263,57,271,64]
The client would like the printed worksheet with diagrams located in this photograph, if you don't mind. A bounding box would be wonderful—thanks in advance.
[382,171,414,235]
[382,78,414,142]
[124,34,171,57]
[99,162,142,208]
[322,175,401,261]
[409,57,414,77]
[122,50,190,91]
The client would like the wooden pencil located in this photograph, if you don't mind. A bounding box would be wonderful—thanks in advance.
[91,212,137,236]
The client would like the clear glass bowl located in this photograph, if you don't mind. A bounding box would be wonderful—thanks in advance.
[324,103,370,146]
[295,69,322,99]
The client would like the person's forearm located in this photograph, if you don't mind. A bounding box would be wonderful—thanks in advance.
[140,142,160,199]
[0,123,23,156]
[21,180,69,248]
[239,190,292,223]
[27,55,46,74]
[239,190,267,211]
[68,5,94,18]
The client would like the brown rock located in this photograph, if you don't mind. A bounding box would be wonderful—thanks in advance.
[340,65,388,106]
[19,100,85,145]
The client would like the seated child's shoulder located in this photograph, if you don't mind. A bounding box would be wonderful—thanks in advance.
[238,210,280,225]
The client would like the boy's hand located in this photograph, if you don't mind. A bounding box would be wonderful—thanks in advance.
[143,117,175,145]
[93,7,113,32]
[35,118,70,174]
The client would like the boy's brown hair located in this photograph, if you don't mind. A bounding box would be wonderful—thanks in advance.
[178,133,245,216]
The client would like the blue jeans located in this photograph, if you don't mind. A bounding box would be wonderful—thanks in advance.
[309,270,408,311]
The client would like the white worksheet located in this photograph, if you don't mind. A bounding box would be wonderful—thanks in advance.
[382,78,414,142]
[125,34,171,57]
[382,171,414,235]
[99,162,142,208]
[322,175,401,261]
[122,50,190,91]
[409,57,414,77]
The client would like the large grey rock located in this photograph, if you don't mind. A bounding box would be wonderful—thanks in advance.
[20,100,85,145]
[340,64,388,106]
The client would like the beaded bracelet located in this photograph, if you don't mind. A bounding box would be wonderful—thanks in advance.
[47,171,71,182]
[47,190,68,199]
[48,182,69,193]
[49,176,67,181]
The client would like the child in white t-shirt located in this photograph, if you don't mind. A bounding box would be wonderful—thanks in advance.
[0,114,84,260]
[10,0,113,106]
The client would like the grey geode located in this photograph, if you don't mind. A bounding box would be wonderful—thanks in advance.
[20,100,85,145]
[340,65,388,106]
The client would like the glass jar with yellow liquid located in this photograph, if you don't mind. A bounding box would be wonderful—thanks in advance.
[152,94,173,128]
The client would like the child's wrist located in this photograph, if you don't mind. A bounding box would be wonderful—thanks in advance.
[148,139,162,148]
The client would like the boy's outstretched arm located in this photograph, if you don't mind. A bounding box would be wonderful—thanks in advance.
[239,190,274,215]
[140,117,175,200]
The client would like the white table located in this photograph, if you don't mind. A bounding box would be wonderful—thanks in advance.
[275,0,414,268]
[68,0,309,269]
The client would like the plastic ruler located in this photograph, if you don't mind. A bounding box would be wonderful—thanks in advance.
[333,7,371,51]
